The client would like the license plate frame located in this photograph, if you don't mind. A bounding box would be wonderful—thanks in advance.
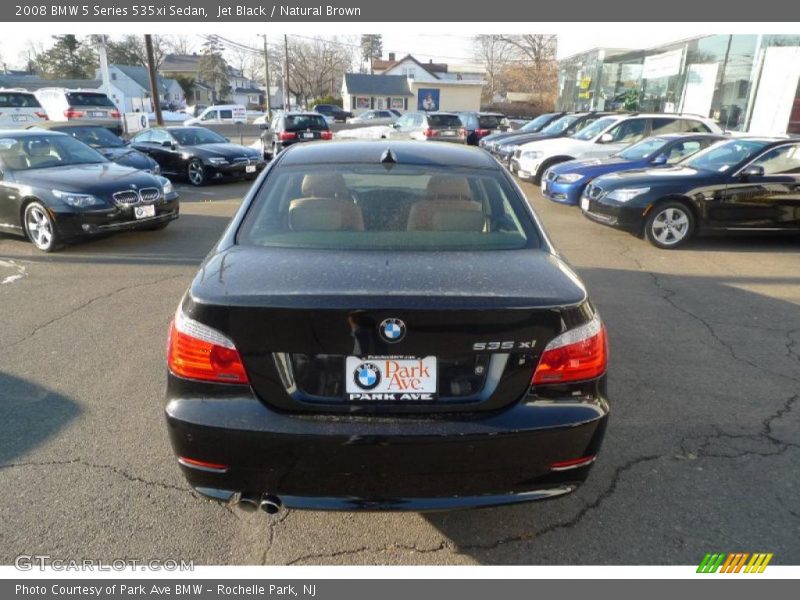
[89,111,106,118]
[302,132,315,139]
[245,164,257,173]
[134,205,156,220]
[345,356,437,401]
[580,196,590,211]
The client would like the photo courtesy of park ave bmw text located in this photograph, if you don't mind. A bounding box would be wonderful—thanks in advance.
[0,0,798,595]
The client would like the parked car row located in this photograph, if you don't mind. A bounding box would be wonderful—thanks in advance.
[486,111,800,249]
[0,87,124,132]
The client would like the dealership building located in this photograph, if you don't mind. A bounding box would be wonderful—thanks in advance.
[556,34,800,136]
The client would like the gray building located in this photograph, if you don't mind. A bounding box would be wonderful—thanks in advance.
[557,34,800,135]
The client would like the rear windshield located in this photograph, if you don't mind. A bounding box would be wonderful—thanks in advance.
[478,115,504,129]
[427,114,462,128]
[284,114,329,131]
[237,164,537,251]
[65,93,116,108]
[0,92,42,108]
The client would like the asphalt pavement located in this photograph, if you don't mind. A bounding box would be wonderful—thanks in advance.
[1,175,798,565]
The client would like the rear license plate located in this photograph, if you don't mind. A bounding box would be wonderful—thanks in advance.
[89,111,106,118]
[134,205,156,219]
[245,164,256,173]
[12,114,29,122]
[581,197,590,211]
[302,132,315,139]
[442,131,455,136]
[345,356,437,401]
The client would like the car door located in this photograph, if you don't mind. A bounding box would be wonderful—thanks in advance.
[0,154,23,234]
[150,129,182,174]
[716,143,800,229]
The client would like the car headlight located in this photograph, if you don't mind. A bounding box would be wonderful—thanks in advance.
[556,173,584,184]
[52,190,103,208]
[606,187,650,202]
[152,163,161,174]
[207,157,229,166]
[158,176,174,195]
[521,150,543,160]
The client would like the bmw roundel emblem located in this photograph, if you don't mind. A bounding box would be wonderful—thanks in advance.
[353,362,381,390]
[379,318,406,343]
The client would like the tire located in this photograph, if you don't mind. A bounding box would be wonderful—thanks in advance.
[644,201,695,249]
[187,159,207,186]
[24,201,61,252]
[262,139,272,160]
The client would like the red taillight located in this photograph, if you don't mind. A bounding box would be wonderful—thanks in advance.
[64,109,85,118]
[167,311,249,384]
[178,457,230,473]
[110,110,121,119]
[550,455,597,471]
[423,128,437,137]
[532,314,607,385]
[279,131,297,141]
[475,128,491,137]
[320,131,333,140]
[35,111,49,120]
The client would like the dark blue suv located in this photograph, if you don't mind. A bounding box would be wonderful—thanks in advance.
[541,133,726,205]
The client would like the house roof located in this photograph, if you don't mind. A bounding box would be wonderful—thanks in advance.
[0,75,102,91]
[160,54,203,73]
[111,64,178,95]
[343,74,412,96]
[234,87,263,95]
[371,54,448,78]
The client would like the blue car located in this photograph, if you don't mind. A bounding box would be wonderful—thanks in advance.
[540,133,727,205]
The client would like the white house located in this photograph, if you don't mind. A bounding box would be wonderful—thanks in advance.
[99,64,185,113]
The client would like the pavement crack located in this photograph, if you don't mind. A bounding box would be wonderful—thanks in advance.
[284,540,450,565]
[4,274,185,349]
[0,458,191,493]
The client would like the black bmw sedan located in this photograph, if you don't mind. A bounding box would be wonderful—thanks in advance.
[30,122,161,173]
[165,141,609,513]
[130,126,265,186]
[581,137,800,248]
[0,130,179,252]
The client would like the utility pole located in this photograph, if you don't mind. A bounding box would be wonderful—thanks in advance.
[283,34,291,111]
[145,34,163,126]
[258,34,272,120]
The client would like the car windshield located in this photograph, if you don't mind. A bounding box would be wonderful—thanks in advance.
[616,137,668,160]
[0,134,107,170]
[284,114,329,131]
[478,115,504,129]
[521,114,556,132]
[237,164,536,251]
[171,128,227,145]
[570,116,618,141]
[684,139,770,172]
[0,92,42,108]
[541,114,581,135]
[428,114,462,128]
[58,126,124,148]
[65,92,116,108]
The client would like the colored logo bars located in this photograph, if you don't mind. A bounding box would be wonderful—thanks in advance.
[697,552,773,573]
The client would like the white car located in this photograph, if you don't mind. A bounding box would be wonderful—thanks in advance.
[347,110,397,126]
[513,113,723,183]
[0,89,49,129]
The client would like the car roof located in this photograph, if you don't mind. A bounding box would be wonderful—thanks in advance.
[278,140,499,169]
[24,121,109,130]
[0,129,68,138]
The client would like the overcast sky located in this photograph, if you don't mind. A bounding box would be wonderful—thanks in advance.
[0,27,717,70]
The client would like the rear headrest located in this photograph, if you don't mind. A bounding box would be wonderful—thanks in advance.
[301,173,349,199]
[0,150,28,170]
[288,197,364,232]
[426,175,472,200]
[27,139,53,157]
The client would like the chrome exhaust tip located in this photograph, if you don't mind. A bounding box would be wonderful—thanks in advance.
[237,493,261,513]
[259,494,283,515]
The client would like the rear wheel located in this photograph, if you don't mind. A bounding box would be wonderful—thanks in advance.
[187,159,206,186]
[644,201,695,249]
[24,201,61,252]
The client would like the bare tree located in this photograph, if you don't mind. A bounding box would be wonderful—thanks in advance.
[164,35,197,56]
[499,34,557,69]
[286,36,356,105]
[473,35,513,101]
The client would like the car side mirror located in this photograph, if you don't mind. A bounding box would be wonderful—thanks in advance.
[259,123,269,130]
[392,123,400,129]
[598,133,614,143]
[651,154,668,165]
[740,165,764,179]
[161,140,173,148]
[224,137,230,142]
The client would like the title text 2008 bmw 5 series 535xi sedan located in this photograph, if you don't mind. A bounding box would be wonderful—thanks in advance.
[164,141,609,514]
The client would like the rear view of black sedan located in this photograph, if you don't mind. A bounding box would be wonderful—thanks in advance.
[581,137,800,248]
[0,130,178,252]
[165,141,609,513]
[260,111,333,159]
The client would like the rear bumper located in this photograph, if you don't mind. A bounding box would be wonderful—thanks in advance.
[165,380,609,511]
